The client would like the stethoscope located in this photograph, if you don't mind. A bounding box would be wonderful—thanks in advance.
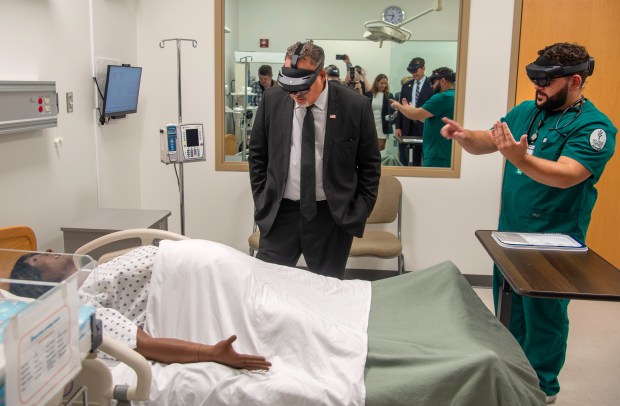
[525,97,586,144]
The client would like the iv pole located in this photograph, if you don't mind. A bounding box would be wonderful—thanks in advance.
[159,38,198,236]
[239,55,253,162]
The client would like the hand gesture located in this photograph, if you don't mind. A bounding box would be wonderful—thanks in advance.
[440,117,466,141]
[491,121,528,165]
[210,335,271,371]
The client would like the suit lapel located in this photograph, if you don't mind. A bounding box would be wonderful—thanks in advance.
[323,85,339,171]
[281,94,295,174]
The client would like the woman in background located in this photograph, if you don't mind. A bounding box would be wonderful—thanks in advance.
[366,74,394,151]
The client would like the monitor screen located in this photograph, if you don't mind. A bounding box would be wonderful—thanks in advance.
[102,65,142,117]
[186,128,200,147]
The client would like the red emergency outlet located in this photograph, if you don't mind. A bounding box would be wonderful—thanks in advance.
[259,39,269,48]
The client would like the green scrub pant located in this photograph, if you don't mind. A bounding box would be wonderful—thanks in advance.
[492,266,570,396]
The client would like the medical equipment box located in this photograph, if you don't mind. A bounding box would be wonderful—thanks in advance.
[0,81,58,135]
[160,123,206,164]
[0,273,95,406]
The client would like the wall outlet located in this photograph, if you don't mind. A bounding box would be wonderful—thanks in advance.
[66,92,73,113]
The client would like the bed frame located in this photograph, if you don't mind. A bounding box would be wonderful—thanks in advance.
[0,226,187,406]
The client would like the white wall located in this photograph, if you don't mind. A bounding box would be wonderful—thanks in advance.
[0,0,143,249]
[134,0,514,275]
[0,0,515,276]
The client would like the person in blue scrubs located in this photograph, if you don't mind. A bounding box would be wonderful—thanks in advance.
[440,43,617,404]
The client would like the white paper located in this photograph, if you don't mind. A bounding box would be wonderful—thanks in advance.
[4,278,81,406]
[491,232,587,250]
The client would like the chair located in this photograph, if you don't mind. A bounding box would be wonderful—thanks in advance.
[0,225,38,291]
[224,133,237,156]
[349,174,404,274]
[249,223,259,256]
[248,174,404,274]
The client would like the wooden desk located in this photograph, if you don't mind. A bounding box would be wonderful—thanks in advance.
[475,230,620,327]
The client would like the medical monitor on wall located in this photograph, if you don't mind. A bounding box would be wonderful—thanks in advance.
[102,65,142,118]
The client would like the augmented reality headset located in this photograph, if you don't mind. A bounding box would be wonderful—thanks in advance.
[429,70,456,83]
[525,55,595,87]
[277,43,324,93]
[407,63,422,74]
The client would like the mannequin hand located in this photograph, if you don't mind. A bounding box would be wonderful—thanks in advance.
[208,335,271,371]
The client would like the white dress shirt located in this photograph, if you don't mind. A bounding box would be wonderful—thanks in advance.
[283,81,329,201]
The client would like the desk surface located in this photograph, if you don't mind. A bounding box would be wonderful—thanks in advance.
[61,208,171,233]
[475,230,620,301]
[394,134,423,144]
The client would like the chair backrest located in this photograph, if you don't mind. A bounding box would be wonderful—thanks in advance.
[0,225,38,291]
[367,174,402,224]
[224,134,237,156]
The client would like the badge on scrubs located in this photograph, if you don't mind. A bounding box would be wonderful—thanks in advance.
[527,144,535,156]
[590,129,607,151]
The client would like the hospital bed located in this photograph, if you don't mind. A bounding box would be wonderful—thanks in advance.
[2,227,545,405]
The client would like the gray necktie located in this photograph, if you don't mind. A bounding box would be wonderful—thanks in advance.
[300,105,316,221]
[414,80,421,107]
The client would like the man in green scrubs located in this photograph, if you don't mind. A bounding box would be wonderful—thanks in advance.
[441,43,616,404]
[390,67,455,167]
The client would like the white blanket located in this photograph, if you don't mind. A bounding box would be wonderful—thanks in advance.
[112,239,371,405]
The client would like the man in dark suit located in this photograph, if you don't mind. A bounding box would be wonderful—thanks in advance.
[395,57,433,166]
[249,41,381,279]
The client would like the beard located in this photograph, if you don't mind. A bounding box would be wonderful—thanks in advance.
[536,81,569,112]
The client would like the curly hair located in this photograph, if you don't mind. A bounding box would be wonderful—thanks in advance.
[285,41,324,70]
[538,42,590,83]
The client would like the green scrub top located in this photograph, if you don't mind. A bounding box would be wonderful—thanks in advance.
[499,99,616,241]
[421,88,455,168]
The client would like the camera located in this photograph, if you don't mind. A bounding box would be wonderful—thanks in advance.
[336,54,346,60]
[347,67,358,89]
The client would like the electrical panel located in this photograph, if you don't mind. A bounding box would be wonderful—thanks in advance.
[0,81,58,134]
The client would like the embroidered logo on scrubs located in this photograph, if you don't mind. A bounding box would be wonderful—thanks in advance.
[589,129,607,151]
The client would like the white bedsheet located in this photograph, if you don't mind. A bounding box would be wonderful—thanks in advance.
[112,239,371,405]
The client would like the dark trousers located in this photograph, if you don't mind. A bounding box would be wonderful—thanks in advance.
[257,199,353,279]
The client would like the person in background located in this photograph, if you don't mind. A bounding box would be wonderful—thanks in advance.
[251,64,276,106]
[343,54,371,93]
[249,40,380,279]
[440,42,616,404]
[395,57,433,166]
[367,74,394,151]
[326,64,343,86]
[9,249,271,370]
[391,67,456,167]
[345,67,365,95]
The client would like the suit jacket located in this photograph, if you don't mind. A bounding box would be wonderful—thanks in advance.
[249,84,381,238]
[395,78,433,137]
[366,91,394,135]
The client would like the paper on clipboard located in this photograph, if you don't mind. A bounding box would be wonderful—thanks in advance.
[491,231,588,251]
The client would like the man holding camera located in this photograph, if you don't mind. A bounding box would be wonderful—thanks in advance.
[337,54,371,94]
[395,57,433,166]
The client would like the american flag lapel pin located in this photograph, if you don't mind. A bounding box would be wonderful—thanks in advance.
[329,114,336,119]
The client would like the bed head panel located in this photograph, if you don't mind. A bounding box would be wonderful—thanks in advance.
[0,226,38,291]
